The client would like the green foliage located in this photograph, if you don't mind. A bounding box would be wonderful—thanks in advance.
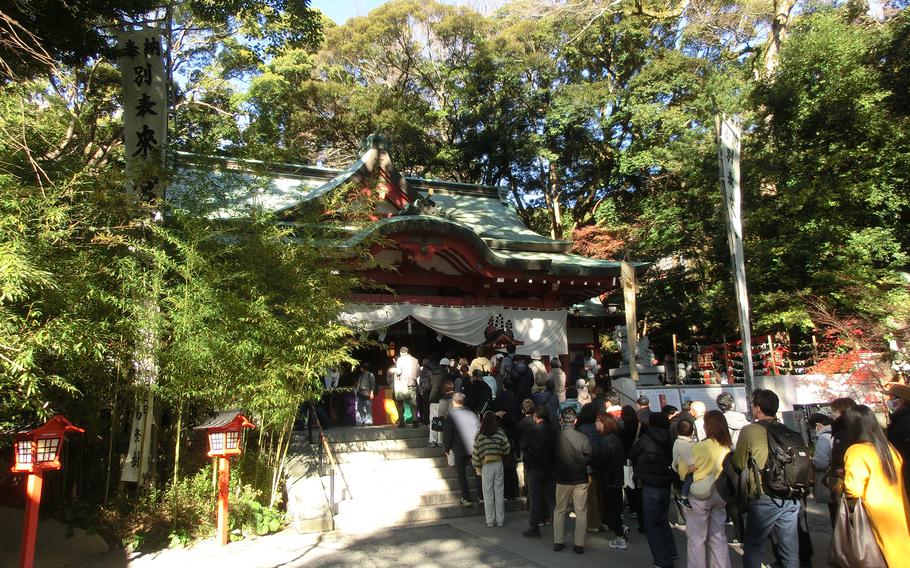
[102,466,284,551]
[746,7,910,339]
[0,1,157,81]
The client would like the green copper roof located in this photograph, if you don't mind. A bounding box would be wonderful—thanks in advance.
[172,150,647,278]
[422,188,573,253]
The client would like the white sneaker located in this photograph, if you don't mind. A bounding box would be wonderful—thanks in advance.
[609,538,628,550]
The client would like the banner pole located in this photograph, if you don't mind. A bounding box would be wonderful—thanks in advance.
[715,113,755,399]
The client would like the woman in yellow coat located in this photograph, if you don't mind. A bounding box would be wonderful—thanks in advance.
[843,405,910,567]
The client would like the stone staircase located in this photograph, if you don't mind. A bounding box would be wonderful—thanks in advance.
[287,424,526,533]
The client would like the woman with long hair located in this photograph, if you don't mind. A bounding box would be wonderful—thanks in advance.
[843,405,910,567]
[472,410,511,527]
[596,412,630,550]
[685,410,733,568]
[829,397,857,496]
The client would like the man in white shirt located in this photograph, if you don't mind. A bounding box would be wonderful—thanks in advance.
[395,346,421,427]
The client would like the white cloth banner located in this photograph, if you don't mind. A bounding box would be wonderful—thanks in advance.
[340,303,568,356]
[717,114,755,390]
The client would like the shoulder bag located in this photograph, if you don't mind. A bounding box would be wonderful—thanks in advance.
[623,422,642,489]
[828,495,886,568]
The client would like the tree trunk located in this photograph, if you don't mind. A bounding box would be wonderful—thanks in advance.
[546,160,563,239]
[762,0,797,77]
[507,172,530,225]
[171,397,183,530]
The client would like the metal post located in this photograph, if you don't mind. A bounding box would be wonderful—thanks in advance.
[217,457,230,545]
[318,434,324,476]
[307,405,313,446]
[330,466,336,515]
[768,335,777,376]
[19,471,43,568]
[672,333,678,384]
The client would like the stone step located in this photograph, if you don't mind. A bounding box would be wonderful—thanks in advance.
[322,425,429,443]
[337,455,452,474]
[343,471,462,494]
[334,489,469,512]
[330,436,432,453]
[334,447,445,464]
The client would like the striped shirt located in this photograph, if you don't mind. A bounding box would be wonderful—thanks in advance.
[472,429,510,469]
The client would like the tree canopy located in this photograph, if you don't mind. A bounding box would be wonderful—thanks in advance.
[1,0,909,549]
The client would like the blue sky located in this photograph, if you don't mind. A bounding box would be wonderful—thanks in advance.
[310,0,505,24]
[310,0,389,23]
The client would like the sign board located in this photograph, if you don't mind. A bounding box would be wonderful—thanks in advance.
[118,27,167,202]
[637,385,748,413]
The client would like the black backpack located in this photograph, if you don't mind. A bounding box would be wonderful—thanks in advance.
[754,420,814,500]
[715,451,752,508]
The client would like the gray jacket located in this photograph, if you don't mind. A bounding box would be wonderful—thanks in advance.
[812,426,834,503]
[355,371,375,397]
[723,410,750,448]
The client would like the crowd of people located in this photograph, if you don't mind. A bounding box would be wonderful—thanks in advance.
[351,347,910,567]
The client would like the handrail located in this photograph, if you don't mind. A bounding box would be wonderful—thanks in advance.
[306,402,351,515]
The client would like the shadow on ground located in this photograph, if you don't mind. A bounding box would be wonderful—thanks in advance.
[296,524,544,568]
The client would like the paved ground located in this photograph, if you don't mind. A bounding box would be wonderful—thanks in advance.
[61,500,833,568]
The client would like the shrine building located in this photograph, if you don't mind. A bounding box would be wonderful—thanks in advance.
[177,136,644,376]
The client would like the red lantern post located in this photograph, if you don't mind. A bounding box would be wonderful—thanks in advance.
[194,411,255,545]
[9,415,84,568]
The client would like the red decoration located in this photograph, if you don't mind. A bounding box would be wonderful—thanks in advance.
[8,415,83,568]
[194,411,256,545]
[11,415,84,474]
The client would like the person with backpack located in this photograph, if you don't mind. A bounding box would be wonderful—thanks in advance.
[732,388,810,568]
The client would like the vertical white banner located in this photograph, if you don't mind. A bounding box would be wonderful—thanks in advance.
[716,114,755,394]
[118,27,167,202]
[621,261,639,381]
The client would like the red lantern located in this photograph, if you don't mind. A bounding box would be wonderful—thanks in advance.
[200,412,254,458]
[8,415,84,568]
[194,411,256,545]
[12,415,83,473]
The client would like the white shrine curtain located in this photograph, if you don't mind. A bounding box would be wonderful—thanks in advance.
[340,303,568,356]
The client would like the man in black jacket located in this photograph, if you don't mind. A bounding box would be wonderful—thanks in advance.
[511,356,535,415]
[886,383,910,490]
[442,393,481,505]
[629,412,677,568]
[552,407,594,554]
[521,406,557,538]
[464,370,493,416]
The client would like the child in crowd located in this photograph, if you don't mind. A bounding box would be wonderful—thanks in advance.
[672,419,696,508]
